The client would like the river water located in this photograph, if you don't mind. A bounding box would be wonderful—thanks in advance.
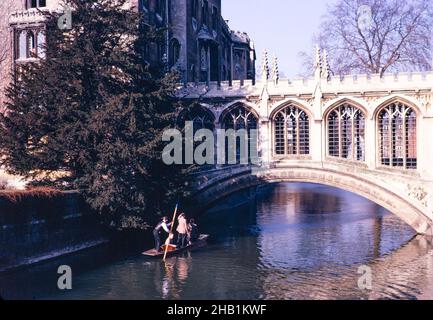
[1,183,433,300]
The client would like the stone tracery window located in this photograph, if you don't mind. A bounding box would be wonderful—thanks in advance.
[156,0,166,19]
[327,104,365,161]
[37,32,46,59]
[191,0,199,19]
[27,0,46,9]
[16,29,45,60]
[27,31,36,57]
[274,105,310,156]
[18,30,27,60]
[179,104,215,133]
[222,105,258,164]
[378,102,417,169]
[169,38,181,68]
[222,105,258,131]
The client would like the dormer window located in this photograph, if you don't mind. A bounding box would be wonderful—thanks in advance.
[27,0,46,9]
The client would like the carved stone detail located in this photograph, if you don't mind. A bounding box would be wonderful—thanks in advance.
[407,184,429,207]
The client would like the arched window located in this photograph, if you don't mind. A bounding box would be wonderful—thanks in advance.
[140,0,149,11]
[156,0,165,18]
[191,0,199,19]
[179,104,215,133]
[222,105,258,164]
[169,38,181,68]
[202,1,209,26]
[37,31,46,59]
[327,104,365,161]
[274,105,310,156]
[27,0,46,9]
[378,102,417,169]
[18,30,27,60]
[212,6,219,30]
[27,31,36,58]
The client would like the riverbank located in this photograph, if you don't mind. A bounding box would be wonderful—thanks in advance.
[0,190,109,273]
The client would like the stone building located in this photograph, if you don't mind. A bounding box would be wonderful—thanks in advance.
[138,0,256,83]
[0,0,256,110]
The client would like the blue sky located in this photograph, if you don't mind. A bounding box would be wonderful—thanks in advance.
[223,0,334,78]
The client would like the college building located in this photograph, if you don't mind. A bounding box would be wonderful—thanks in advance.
[0,0,256,110]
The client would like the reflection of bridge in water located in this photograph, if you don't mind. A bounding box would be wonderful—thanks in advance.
[259,235,433,300]
[179,53,433,235]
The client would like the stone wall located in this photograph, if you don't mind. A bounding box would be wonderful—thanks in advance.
[0,191,107,272]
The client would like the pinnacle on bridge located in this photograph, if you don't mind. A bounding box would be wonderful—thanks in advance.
[272,55,279,85]
[262,49,270,82]
[314,45,322,81]
[322,49,331,81]
[315,45,322,69]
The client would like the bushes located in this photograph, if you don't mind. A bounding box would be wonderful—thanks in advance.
[0,187,61,203]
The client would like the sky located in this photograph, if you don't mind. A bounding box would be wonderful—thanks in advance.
[223,0,334,79]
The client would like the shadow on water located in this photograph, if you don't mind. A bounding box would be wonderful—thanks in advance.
[1,182,433,300]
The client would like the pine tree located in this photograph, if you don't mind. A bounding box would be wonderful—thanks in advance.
[0,0,188,229]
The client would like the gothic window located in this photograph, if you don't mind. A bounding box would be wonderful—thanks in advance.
[169,38,181,68]
[140,0,149,11]
[200,47,208,71]
[178,105,215,165]
[27,31,36,58]
[327,104,365,161]
[191,0,198,19]
[37,31,46,59]
[202,1,209,26]
[378,102,417,169]
[190,64,196,82]
[18,30,27,60]
[156,0,165,19]
[222,105,258,164]
[27,0,46,8]
[212,7,218,30]
[274,105,310,156]
[179,104,215,133]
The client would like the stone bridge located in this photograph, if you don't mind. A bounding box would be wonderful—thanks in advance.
[178,52,433,235]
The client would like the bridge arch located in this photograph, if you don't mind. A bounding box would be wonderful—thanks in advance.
[190,166,433,236]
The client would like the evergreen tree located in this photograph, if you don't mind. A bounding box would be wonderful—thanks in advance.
[0,0,188,229]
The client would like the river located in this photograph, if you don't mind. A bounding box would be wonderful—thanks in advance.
[1,183,433,300]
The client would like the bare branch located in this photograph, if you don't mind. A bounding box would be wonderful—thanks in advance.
[299,0,433,76]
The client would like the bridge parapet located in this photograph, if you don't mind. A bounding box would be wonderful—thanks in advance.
[177,71,433,100]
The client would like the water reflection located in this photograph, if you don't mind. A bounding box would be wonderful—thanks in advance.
[1,183,433,300]
[159,255,192,299]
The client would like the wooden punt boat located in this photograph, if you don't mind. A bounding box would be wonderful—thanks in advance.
[142,234,210,257]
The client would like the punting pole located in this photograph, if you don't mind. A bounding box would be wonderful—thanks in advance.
[163,201,179,261]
